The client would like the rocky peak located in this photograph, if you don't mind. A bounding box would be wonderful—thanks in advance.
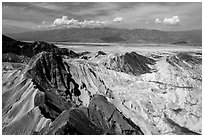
[3,35,16,42]
[103,52,156,75]
[2,35,79,65]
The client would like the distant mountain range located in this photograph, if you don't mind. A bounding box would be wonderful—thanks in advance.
[7,28,202,46]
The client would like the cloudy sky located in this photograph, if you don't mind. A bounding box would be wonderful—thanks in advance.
[2,2,202,34]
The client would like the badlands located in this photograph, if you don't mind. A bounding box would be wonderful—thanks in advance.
[2,35,202,135]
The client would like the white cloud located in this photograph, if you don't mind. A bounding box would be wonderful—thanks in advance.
[163,16,180,25]
[113,17,123,22]
[38,16,126,30]
[154,16,180,25]
[51,16,107,29]
[155,18,162,24]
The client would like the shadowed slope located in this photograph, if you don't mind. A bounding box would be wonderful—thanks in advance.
[2,35,79,64]
[103,52,155,75]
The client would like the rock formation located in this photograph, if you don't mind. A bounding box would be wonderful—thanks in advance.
[102,52,156,75]
[2,35,202,135]
[2,35,79,64]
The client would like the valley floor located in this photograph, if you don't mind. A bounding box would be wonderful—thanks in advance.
[55,43,202,54]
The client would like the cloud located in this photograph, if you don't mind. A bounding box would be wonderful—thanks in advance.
[39,16,108,29]
[3,2,201,33]
[53,16,107,27]
[163,16,180,25]
[48,16,124,29]
[154,16,180,25]
[113,17,123,22]
[53,16,69,25]
[155,18,162,24]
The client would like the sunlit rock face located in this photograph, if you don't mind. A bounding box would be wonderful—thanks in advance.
[2,36,202,135]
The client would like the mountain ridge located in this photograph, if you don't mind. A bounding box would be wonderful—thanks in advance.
[7,28,202,46]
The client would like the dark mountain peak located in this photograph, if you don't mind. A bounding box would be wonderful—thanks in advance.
[25,51,79,106]
[177,52,202,64]
[21,41,58,57]
[124,52,155,65]
[31,41,57,48]
[2,34,23,55]
[103,51,155,75]
[95,51,107,58]
[23,40,79,58]
[25,51,73,119]
[2,35,79,60]
[26,51,67,85]
[167,52,202,67]
[2,34,16,42]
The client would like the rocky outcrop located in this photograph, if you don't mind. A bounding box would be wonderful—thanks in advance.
[2,35,25,55]
[87,94,144,135]
[3,34,16,42]
[2,53,30,63]
[2,35,79,64]
[20,41,78,58]
[35,94,144,135]
[42,108,104,135]
[102,52,155,75]
[95,51,107,57]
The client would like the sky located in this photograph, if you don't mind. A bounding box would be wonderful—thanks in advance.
[2,2,202,34]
